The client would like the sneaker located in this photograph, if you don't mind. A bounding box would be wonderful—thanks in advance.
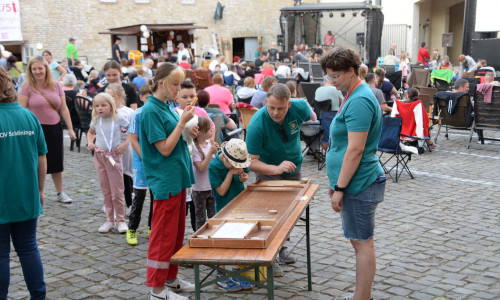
[126,206,132,217]
[279,247,297,264]
[57,192,73,203]
[214,278,241,292]
[117,222,128,234]
[98,222,114,233]
[230,277,253,290]
[273,258,284,277]
[335,293,373,300]
[126,229,138,245]
[150,288,188,300]
[165,277,195,293]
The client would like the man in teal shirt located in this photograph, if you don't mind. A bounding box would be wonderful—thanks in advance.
[245,83,312,273]
[246,83,312,180]
[66,37,78,67]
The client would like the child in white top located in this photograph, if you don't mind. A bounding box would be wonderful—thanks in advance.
[87,93,129,233]
[106,83,134,213]
[191,117,219,230]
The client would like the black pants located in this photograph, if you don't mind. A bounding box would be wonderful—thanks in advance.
[128,188,154,230]
[186,201,196,232]
[123,174,133,207]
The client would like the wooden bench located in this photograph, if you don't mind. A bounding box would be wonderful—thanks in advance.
[171,180,319,300]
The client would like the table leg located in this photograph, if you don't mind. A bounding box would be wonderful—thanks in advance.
[306,205,312,291]
[194,264,201,300]
[267,262,274,300]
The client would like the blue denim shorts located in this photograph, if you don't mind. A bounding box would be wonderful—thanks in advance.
[340,175,386,241]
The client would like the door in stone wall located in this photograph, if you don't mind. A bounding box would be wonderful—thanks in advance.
[244,37,258,62]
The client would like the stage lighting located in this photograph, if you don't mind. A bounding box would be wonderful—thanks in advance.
[329,12,333,18]
[340,12,345,17]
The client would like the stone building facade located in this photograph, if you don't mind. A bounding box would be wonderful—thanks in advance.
[17,0,315,69]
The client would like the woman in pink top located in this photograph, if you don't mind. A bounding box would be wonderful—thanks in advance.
[19,56,77,203]
[204,74,233,114]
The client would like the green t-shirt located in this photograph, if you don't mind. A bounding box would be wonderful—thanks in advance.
[209,152,249,212]
[326,83,384,194]
[66,43,78,60]
[139,95,195,200]
[246,99,312,175]
[0,102,47,224]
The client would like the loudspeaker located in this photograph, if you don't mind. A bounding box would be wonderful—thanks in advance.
[277,35,284,47]
[442,33,454,47]
[356,33,365,46]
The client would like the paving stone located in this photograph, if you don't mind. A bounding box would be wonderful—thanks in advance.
[5,131,500,299]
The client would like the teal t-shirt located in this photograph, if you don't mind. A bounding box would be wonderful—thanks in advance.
[209,152,249,212]
[246,99,312,175]
[326,83,384,194]
[139,95,195,200]
[0,102,47,224]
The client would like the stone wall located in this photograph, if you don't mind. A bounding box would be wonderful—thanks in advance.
[19,0,316,69]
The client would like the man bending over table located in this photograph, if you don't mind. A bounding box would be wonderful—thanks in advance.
[245,83,312,276]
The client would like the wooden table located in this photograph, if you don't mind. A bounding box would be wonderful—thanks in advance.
[171,181,319,300]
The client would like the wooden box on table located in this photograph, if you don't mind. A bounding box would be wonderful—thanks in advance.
[189,179,313,249]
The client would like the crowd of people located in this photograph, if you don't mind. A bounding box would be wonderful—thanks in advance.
[4,33,499,299]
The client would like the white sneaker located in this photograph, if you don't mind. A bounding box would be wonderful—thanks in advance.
[117,222,128,234]
[57,192,73,203]
[166,277,195,292]
[150,288,188,300]
[98,222,114,233]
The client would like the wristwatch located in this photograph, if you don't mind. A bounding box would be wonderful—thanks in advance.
[334,184,346,192]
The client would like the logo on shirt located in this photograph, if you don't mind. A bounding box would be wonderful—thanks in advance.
[289,120,298,134]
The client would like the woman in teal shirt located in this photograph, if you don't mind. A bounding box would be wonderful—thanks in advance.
[0,68,47,300]
[320,47,385,300]
[139,62,198,300]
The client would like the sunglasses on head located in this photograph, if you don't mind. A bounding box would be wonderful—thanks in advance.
[279,125,288,143]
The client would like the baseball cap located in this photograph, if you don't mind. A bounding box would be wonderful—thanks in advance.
[69,37,76,42]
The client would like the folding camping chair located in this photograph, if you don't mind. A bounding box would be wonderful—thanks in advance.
[235,102,259,140]
[378,117,414,182]
[208,113,244,145]
[194,69,212,90]
[433,92,473,146]
[391,99,432,153]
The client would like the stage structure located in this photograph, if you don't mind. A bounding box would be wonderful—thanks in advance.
[280,1,383,69]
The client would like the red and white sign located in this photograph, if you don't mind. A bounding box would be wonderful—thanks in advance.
[0,0,22,42]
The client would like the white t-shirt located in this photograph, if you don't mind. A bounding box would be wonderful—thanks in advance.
[275,65,291,78]
[191,142,213,191]
[90,114,129,150]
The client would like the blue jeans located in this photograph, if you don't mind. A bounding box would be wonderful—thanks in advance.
[0,218,46,300]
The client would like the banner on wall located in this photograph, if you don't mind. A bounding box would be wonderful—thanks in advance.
[0,0,22,42]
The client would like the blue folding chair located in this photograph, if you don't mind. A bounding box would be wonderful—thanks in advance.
[378,117,414,182]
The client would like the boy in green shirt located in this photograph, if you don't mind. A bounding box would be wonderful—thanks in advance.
[208,138,252,291]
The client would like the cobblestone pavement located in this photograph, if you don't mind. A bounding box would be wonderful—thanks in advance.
[7,128,500,300]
